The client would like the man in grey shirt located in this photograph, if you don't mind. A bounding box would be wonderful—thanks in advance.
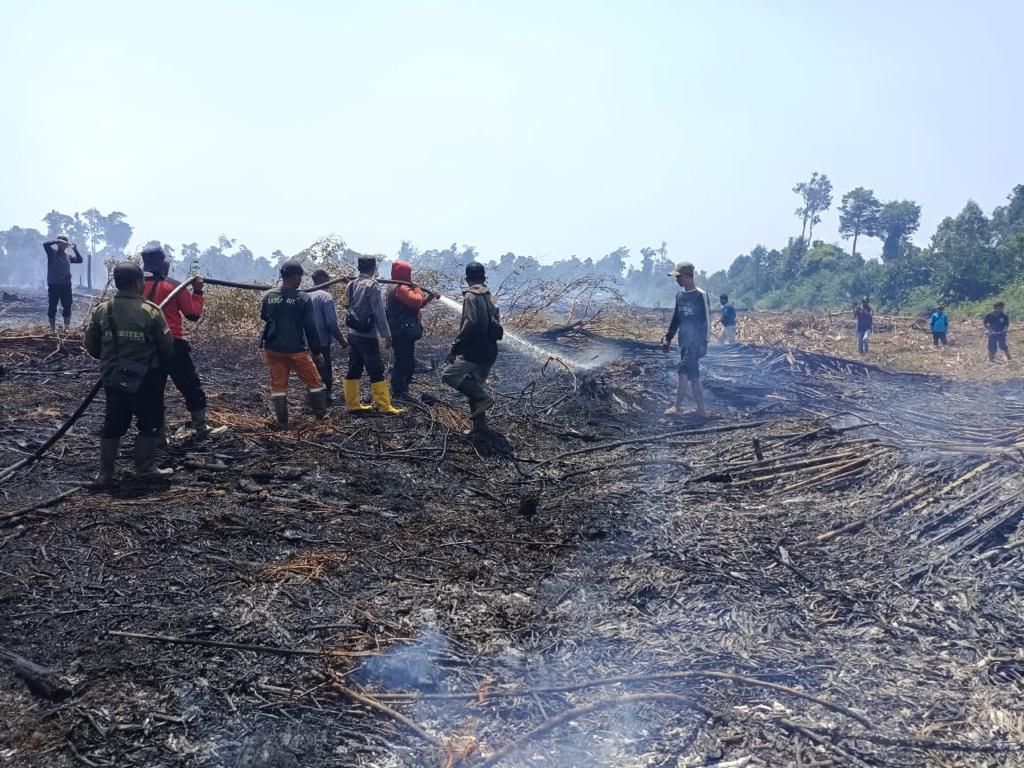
[342,255,402,415]
[307,269,346,403]
[41,235,84,332]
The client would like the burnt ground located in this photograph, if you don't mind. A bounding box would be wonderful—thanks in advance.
[2,322,1024,768]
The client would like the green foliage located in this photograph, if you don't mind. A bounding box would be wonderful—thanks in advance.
[793,172,833,243]
[957,281,1024,320]
[838,187,881,257]
[876,200,921,262]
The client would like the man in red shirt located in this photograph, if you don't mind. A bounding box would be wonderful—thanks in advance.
[386,260,438,397]
[141,245,216,437]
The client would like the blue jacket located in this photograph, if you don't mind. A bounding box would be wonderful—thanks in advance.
[930,311,948,333]
[721,303,737,327]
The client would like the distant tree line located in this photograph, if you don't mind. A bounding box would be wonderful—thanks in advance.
[704,176,1024,314]
[3,178,1022,313]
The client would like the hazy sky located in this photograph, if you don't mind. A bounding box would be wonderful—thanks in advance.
[2,0,1021,271]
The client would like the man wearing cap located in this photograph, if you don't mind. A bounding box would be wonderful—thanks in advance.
[342,255,402,415]
[984,301,1011,362]
[41,234,84,332]
[84,262,175,486]
[443,262,502,434]
[259,260,328,429]
[141,245,217,436]
[854,297,874,354]
[929,304,949,347]
[308,268,346,404]
[661,261,711,417]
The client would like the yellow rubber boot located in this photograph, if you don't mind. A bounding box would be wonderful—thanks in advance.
[343,379,372,413]
[371,381,404,415]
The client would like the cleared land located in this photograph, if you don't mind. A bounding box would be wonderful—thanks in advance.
[2,292,1024,767]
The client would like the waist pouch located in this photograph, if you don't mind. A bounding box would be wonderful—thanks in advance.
[346,313,375,334]
[109,356,151,394]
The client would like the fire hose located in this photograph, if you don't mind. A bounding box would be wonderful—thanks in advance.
[0,273,437,484]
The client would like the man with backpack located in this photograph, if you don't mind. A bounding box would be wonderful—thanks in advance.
[84,262,175,486]
[343,255,402,415]
[386,260,438,397]
[260,260,327,429]
[141,245,217,437]
[442,261,502,435]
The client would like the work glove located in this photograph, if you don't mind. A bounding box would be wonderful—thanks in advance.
[313,353,325,366]
[445,351,457,365]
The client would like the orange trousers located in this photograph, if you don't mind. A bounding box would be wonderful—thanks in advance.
[262,350,324,395]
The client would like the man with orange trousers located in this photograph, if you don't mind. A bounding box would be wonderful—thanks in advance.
[259,260,327,429]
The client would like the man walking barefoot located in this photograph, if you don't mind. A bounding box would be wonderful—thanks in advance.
[661,261,711,417]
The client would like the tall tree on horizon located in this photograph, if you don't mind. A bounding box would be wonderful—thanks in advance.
[838,187,882,258]
[793,172,833,246]
[876,200,922,262]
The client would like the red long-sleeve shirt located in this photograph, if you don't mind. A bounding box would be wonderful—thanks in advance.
[390,261,433,320]
[143,276,204,340]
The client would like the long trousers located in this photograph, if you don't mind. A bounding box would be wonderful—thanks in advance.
[263,349,324,394]
[346,335,385,383]
[391,337,415,394]
[988,333,1010,359]
[932,331,947,347]
[47,283,73,320]
[441,357,491,412]
[162,338,207,412]
[315,347,334,397]
[101,370,165,439]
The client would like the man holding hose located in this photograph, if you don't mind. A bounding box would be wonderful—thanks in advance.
[84,262,175,486]
[342,255,403,415]
[260,260,328,429]
[141,245,218,437]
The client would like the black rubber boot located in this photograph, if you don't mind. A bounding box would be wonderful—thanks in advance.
[309,389,328,419]
[86,438,120,489]
[190,409,211,438]
[272,397,289,431]
[135,436,173,480]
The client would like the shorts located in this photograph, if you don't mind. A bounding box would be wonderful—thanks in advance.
[677,344,704,378]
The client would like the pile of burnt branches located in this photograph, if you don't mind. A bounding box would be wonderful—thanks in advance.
[2,320,1024,767]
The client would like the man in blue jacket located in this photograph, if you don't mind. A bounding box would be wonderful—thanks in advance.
[929,304,949,347]
[719,294,737,344]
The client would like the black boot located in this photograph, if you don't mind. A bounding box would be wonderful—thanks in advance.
[309,389,328,419]
[86,438,119,489]
[135,436,173,480]
[272,397,289,431]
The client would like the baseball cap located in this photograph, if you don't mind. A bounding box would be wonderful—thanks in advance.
[669,261,695,277]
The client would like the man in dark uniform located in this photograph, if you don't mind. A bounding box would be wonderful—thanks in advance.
[984,301,1011,362]
[442,262,502,435]
[84,262,175,486]
[260,260,327,429]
